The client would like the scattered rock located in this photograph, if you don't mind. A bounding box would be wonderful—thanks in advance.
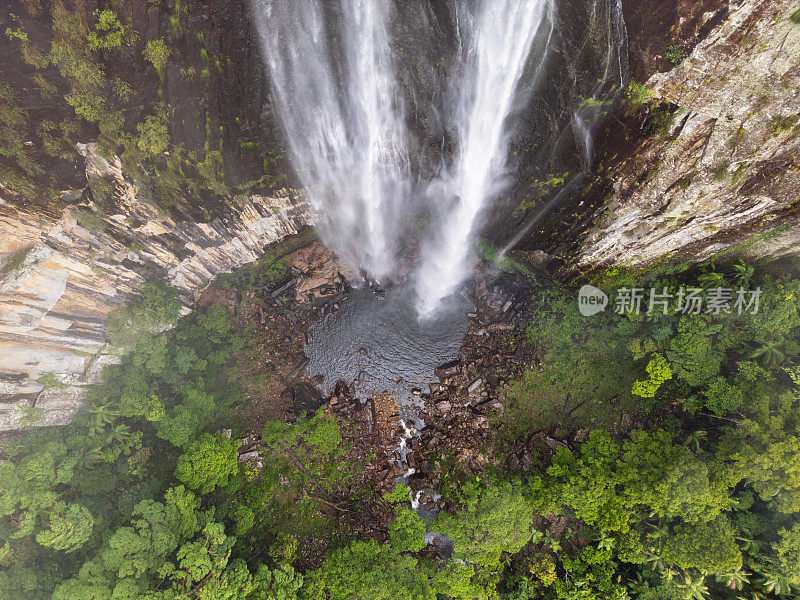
[573,429,589,443]
[238,450,260,462]
[434,359,462,380]
[520,451,534,471]
[287,357,309,380]
[467,378,483,395]
[435,400,451,413]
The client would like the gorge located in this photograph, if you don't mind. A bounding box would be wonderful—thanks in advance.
[2,2,800,600]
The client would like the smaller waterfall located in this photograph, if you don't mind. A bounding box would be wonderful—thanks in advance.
[414,0,549,317]
[498,0,629,259]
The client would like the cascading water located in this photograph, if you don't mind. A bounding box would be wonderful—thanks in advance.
[497,0,629,259]
[250,0,626,317]
[249,0,409,282]
[414,0,550,316]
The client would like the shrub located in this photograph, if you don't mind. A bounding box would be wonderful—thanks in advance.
[666,45,686,65]
[144,38,171,77]
[87,9,124,51]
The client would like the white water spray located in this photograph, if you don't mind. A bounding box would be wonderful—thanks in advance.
[414,0,549,316]
[251,0,624,317]
[250,0,409,281]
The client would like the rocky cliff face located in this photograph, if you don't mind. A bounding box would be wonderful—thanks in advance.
[0,144,311,430]
[0,0,315,430]
[560,0,800,270]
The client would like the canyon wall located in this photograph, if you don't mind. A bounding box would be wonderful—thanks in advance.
[2,0,799,430]
[560,0,800,270]
[0,144,311,430]
[0,0,313,429]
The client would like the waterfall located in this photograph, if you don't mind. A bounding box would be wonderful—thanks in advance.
[249,0,409,282]
[250,0,624,317]
[414,0,549,317]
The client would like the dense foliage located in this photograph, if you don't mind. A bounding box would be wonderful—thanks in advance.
[3,255,800,600]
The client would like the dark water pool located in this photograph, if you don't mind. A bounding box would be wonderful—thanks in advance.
[305,286,471,415]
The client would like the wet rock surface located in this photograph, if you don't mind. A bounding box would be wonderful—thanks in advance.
[548,0,800,272]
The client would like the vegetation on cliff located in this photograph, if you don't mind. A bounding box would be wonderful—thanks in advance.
[0,1,285,216]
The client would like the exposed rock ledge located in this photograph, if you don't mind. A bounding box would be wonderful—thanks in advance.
[0,144,313,430]
[575,0,800,268]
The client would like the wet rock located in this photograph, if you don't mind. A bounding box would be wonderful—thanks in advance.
[621,413,633,430]
[467,378,483,395]
[287,357,309,380]
[238,450,260,462]
[434,359,462,379]
[573,429,590,443]
[282,382,324,416]
[269,277,296,298]
[334,380,350,397]
[289,242,357,301]
[520,451,534,471]
[435,400,451,413]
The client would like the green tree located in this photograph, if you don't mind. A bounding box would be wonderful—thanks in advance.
[35,501,93,553]
[437,482,534,568]
[775,524,800,585]
[156,386,216,448]
[666,316,724,389]
[660,517,742,573]
[175,433,241,494]
[632,353,673,398]
[313,540,433,600]
[384,484,426,553]
[725,381,800,513]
